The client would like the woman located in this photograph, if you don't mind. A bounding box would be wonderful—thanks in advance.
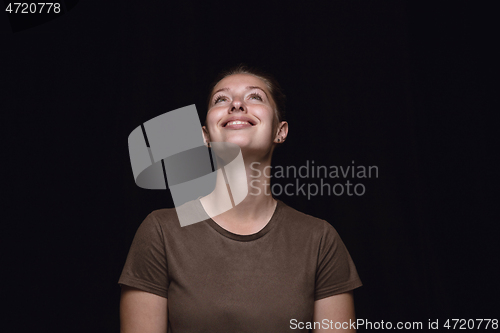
[119,65,362,332]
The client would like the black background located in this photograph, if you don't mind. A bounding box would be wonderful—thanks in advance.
[2,1,498,332]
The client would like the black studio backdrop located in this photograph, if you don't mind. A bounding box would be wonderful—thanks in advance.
[2,1,498,332]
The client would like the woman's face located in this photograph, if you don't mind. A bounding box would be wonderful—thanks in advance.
[203,74,284,156]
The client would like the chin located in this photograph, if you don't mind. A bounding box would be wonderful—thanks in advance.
[220,133,249,144]
[226,138,251,149]
[231,141,273,158]
[216,136,271,156]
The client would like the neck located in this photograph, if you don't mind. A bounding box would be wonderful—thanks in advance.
[199,150,277,232]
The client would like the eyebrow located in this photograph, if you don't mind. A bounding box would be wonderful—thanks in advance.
[211,86,269,101]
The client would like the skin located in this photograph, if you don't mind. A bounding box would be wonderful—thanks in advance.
[120,74,356,332]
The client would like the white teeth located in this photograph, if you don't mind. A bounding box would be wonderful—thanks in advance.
[227,121,249,126]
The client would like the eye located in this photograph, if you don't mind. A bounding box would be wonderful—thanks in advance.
[214,95,228,104]
[248,93,263,101]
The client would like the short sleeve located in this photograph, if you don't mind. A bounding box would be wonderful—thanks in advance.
[315,221,362,301]
[118,213,169,298]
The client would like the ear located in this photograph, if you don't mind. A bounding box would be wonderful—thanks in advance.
[202,126,211,147]
[274,121,289,143]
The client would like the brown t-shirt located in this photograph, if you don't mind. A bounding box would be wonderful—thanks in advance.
[118,199,362,332]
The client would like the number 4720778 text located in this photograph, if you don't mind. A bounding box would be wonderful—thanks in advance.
[6,3,61,14]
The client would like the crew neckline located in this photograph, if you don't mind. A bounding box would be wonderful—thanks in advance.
[200,199,285,242]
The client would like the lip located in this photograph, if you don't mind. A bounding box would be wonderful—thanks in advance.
[221,116,256,129]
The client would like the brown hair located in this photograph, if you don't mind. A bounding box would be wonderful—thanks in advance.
[205,64,286,123]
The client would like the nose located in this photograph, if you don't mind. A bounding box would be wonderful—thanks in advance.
[229,97,246,113]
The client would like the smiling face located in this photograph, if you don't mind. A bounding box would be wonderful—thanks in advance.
[203,74,287,158]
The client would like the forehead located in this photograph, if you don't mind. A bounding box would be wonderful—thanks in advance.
[212,74,269,93]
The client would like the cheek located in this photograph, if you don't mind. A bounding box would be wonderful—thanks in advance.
[206,110,220,128]
[261,110,278,131]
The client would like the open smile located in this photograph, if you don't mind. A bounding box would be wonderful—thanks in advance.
[225,121,253,129]
[222,117,256,130]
